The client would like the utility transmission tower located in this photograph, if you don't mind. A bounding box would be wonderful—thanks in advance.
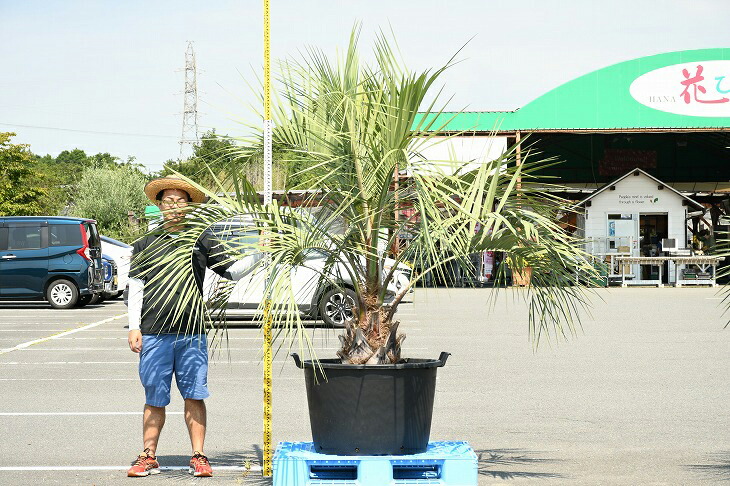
[179,41,199,158]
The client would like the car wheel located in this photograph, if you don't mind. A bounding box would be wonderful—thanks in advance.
[319,288,358,327]
[110,291,123,300]
[89,294,102,305]
[46,279,78,309]
[76,294,93,307]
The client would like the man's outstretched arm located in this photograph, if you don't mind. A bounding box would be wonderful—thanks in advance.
[204,231,264,281]
[127,278,144,353]
[221,253,264,280]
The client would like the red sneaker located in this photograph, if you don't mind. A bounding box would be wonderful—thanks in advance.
[189,451,213,477]
[127,448,160,477]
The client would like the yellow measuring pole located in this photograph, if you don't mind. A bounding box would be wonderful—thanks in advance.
[262,298,273,477]
[262,0,274,478]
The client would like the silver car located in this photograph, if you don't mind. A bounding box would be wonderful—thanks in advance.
[203,218,412,326]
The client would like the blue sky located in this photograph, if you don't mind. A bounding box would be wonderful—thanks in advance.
[1,0,728,171]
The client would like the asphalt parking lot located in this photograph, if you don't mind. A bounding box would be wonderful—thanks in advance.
[1,288,729,485]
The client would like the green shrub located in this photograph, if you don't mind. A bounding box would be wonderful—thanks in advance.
[70,166,149,241]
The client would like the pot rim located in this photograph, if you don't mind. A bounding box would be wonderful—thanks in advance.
[291,352,450,370]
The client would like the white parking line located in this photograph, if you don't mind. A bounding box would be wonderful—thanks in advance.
[0,378,137,381]
[15,348,252,351]
[0,377,301,381]
[0,337,127,341]
[0,314,128,355]
[0,330,77,332]
[0,465,261,471]
[1,361,139,365]
[0,412,183,416]
[51,337,268,340]
[15,348,135,351]
[0,329,126,332]
[13,346,429,352]
[1,361,259,365]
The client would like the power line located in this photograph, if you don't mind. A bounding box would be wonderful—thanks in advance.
[0,122,178,139]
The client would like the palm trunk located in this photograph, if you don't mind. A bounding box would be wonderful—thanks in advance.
[337,293,405,364]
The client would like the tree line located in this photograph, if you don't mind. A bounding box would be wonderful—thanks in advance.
[0,130,308,242]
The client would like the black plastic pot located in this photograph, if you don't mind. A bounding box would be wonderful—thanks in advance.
[291,352,450,456]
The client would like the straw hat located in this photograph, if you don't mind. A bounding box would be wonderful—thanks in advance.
[144,175,206,204]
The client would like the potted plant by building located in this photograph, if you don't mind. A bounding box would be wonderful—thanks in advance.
[149,27,598,456]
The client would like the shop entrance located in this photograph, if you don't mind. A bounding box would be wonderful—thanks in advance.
[639,213,668,281]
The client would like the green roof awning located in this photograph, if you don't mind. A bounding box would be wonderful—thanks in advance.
[420,48,730,132]
[144,205,161,218]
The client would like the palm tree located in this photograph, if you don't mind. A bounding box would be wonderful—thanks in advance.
[149,27,598,363]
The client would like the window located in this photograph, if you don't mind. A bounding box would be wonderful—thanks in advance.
[83,223,100,247]
[225,229,260,246]
[7,225,42,250]
[212,227,259,248]
[49,224,83,247]
[208,226,260,262]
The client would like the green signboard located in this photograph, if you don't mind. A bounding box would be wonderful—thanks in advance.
[144,205,161,219]
[422,48,730,132]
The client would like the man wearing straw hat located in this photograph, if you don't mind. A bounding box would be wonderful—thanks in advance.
[126,175,259,477]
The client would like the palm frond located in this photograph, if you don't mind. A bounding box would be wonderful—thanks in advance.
[138,26,601,363]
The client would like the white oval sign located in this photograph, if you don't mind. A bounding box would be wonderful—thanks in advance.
[629,60,730,117]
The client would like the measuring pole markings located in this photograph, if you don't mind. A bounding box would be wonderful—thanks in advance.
[262,0,274,478]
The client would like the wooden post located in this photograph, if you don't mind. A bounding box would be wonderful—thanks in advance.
[393,165,400,256]
[515,130,522,194]
[513,130,529,286]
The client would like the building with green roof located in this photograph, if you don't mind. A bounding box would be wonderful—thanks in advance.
[419,48,730,199]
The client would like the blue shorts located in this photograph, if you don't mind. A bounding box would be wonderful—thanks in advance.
[138,334,209,407]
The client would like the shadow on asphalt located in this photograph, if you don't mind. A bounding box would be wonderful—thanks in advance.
[475,448,566,480]
[153,446,272,484]
[0,303,55,309]
[0,303,109,310]
[156,446,263,466]
[686,452,730,481]
[151,446,566,483]
[209,319,340,329]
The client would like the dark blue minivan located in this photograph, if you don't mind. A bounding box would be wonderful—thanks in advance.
[0,217,104,308]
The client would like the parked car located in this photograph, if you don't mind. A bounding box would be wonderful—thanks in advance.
[100,253,119,301]
[203,217,413,326]
[100,235,132,300]
[0,217,104,309]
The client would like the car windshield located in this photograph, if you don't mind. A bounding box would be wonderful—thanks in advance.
[210,226,259,247]
[49,224,83,247]
[84,222,101,248]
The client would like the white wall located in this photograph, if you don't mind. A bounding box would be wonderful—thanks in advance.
[408,136,508,176]
[584,173,687,248]
[583,172,689,282]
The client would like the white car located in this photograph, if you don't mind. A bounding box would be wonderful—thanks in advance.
[100,235,132,300]
[203,218,412,326]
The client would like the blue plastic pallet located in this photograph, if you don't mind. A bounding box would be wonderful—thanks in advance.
[273,441,477,486]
